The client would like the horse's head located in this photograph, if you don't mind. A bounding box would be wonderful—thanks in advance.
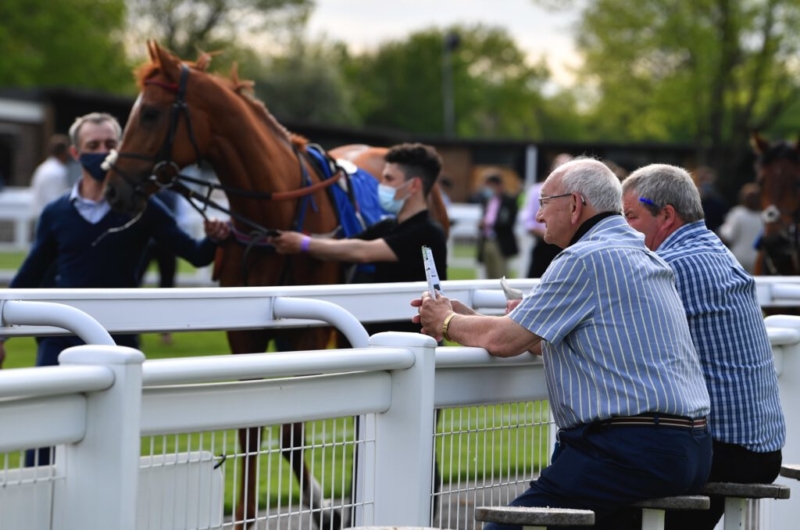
[104,41,215,214]
[752,131,800,274]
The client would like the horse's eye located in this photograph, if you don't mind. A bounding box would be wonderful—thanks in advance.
[141,107,160,124]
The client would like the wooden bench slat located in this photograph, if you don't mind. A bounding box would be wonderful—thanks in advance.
[475,506,595,527]
[633,495,710,510]
[780,465,800,481]
[701,482,791,499]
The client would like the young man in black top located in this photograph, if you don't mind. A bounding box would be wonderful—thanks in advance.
[270,143,448,334]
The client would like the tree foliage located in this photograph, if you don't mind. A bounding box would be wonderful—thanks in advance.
[252,39,361,126]
[566,0,800,168]
[127,0,312,59]
[0,0,133,92]
[340,25,579,139]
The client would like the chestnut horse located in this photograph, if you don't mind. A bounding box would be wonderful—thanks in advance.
[751,132,800,277]
[104,41,449,529]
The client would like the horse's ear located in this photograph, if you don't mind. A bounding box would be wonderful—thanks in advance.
[151,42,181,83]
[751,131,770,154]
[147,40,158,63]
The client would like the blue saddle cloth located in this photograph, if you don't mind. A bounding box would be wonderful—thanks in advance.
[306,146,391,238]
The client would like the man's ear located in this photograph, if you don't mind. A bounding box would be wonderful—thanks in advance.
[69,145,80,161]
[661,204,681,228]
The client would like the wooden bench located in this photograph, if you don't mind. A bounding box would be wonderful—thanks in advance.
[475,506,595,529]
[633,495,710,530]
[780,464,800,481]
[700,482,791,530]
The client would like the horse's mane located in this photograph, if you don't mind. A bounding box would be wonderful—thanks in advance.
[134,58,309,151]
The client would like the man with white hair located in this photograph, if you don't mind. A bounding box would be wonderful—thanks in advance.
[622,164,784,530]
[416,158,711,529]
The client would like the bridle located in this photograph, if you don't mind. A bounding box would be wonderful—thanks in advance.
[758,156,800,275]
[104,63,343,239]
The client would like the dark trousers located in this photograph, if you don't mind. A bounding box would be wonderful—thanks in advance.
[25,334,140,467]
[665,441,782,530]
[484,422,712,530]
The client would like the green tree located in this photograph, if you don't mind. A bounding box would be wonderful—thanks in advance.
[341,25,576,139]
[127,0,312,60]
[0,0,133,92]
[555,0,800,179]
[252,39,361,127]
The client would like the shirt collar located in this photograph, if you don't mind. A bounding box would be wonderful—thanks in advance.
[658,220,707,251]
[569,212,621,246]
[69,178,109,207]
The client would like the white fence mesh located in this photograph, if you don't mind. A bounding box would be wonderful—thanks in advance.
[432,402,553,530]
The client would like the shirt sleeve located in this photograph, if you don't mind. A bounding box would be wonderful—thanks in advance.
[146,197,218,267]
[10,203,59,288]
[509,251,596,345]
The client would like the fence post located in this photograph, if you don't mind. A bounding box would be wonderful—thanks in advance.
[369,331,438,526]
[53,345,145,530]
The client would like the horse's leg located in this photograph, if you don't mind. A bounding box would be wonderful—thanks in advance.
[228,329,271,530]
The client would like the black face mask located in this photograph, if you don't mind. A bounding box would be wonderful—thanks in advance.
[79,152,108,182]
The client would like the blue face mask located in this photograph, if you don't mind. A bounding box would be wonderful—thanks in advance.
[378,182,409,214]
[79,152,109,182]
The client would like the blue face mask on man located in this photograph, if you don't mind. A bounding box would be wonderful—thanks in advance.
[378,180,412,214]
[79,152,109,182]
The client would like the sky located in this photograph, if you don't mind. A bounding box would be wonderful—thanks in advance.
[305,0,582,85]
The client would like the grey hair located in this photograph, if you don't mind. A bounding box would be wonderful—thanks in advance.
[550,157,622,213]
[68,112,122,147]
[622,164,704,222]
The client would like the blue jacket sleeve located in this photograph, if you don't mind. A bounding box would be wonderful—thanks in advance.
[146,196,218,267]
[10,203,59,288]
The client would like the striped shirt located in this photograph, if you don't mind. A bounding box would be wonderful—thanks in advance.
[657,221,785,452]
[509,215,710,429]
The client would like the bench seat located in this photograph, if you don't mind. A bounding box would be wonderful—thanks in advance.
[475,506,595,528]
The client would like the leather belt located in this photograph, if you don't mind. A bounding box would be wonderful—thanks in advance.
[601,414,707,429]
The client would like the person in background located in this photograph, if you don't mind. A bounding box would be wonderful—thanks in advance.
[30,134,71,217]
[520,154,571,278]
[477,174,518,279]
[622,164,784,530]
[0,112,230,465]
[270,142,447,335]
[719,183,763,274]
[693,165,729,234]
[416,158,711,530]
[438,175,453,208]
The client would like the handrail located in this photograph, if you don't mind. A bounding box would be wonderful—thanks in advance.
[142,346,415,386]
[273,296,369,348]
[0,365,115,399]
[1,300,114,344]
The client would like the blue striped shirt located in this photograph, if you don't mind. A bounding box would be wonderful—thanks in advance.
[657,221,785,452]
[509,215,711,429]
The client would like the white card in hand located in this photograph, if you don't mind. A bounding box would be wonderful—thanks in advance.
[500,276,523,300]
[422,246,442,298]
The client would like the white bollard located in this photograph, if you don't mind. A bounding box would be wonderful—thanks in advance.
[53,345,145,530]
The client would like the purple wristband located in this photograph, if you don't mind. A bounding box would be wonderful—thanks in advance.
[300,235,311,252]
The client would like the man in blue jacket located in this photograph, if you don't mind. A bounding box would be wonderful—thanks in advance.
[1,112,228,463]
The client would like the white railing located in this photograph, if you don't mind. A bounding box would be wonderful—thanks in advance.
[2,282,800,529]
[0,332,549,530]
[0,187,34,250]
[3,276,800,341]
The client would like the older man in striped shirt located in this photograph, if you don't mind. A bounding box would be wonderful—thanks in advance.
[417,158,711,530]
[622,164,785,530]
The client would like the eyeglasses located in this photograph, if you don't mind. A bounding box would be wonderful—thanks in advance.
[539,193,577,209]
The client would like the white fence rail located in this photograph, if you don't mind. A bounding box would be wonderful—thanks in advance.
[2,282,800,529]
